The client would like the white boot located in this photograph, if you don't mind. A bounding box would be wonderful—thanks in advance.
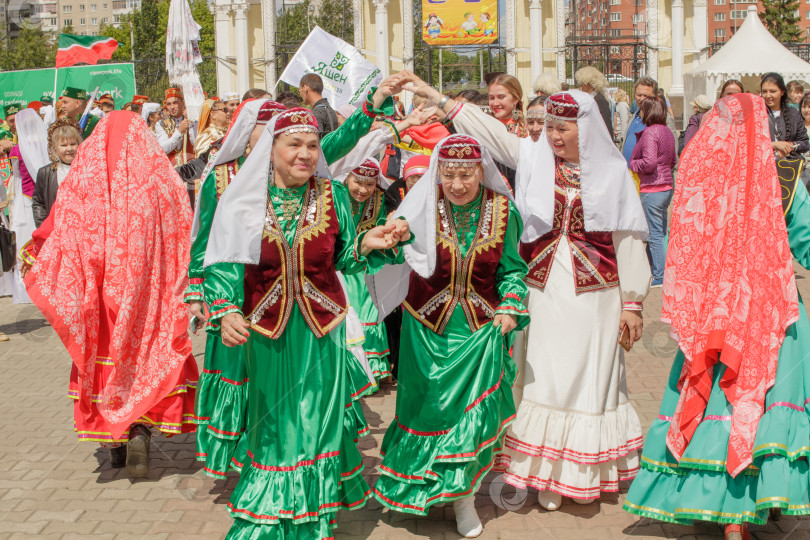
[572,497,595,505]
[453,496,483,538]
[537,490,562,511]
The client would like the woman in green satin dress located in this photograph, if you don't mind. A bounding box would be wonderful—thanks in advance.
[200,106,410,539]
[623,93,810,540]
[186,89,401,478]
[369,134,529,538]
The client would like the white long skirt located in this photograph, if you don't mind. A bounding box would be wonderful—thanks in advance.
[497,239,643,500]
[9,174,34,304]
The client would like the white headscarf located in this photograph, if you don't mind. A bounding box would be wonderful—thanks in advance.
[140,102,160,122]
[366,134,513,320]
[40,105,56,128]
[329,127,396,189]
[516,90,648,243]
[190,98,269,242]
[203,111,330,268]
[15,109,49,175]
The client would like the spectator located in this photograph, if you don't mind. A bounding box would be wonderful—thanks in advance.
[525,96,545,142]
[800,92,810,189]
[761,72,809,160]
[613,88,631,145]
[629,96,677,288]
[532,72,562,102]
[336,104,356,126]
[221,91,241,118]
[621,76,658,163]
[656,88,678,139]
[787,80,805,108]
[488,73,526,137]
[454,89,480,103]
[32,119,82,227]
[471,93,493,116]
[276,91,302,110]
[242,88,271,101]
[194,99,228,158]
[299,73,338,138]
[680,94,713,155]
[719,79,744,98]
[576,66,612,133]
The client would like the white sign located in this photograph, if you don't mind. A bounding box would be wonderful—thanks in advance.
[279,26,383,108]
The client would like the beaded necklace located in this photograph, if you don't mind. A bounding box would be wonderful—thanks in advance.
[350,197,365,217]
[450,190,482,251]
[270,183,307,233]
[558,161,582,189]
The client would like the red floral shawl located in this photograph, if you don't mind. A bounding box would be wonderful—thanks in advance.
[662,94,799,477]
[25,111,195,440]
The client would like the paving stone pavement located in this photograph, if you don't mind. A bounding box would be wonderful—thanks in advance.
[2,266,809,540]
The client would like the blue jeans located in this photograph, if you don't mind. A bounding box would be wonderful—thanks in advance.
[640,189,672,283]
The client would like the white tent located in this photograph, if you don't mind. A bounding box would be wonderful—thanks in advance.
[685,5,810,117]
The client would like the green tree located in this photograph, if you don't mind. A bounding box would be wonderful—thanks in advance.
[134,0,164,60]
[315,0,353,42]
[99,15,133,61]
[760,0,803,42]
[0,28,57,70]
[277,0,312,45]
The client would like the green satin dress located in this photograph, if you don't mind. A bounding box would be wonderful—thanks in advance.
[187,94,396,478]
[372,189,530,515]
[204,180,373,539]
[344,188,392,388]
[624,183,810,525]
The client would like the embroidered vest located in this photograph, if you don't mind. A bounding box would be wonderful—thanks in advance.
[214,159,240,198]
[355,188,384,233]
[161,116,195,166]
[403,187,508,334]
[520,167,619,293]
[243,177,348,339]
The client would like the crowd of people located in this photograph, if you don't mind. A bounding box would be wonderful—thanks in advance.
[0,64,809,540]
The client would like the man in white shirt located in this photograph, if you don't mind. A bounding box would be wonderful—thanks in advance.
[154,88,196,165]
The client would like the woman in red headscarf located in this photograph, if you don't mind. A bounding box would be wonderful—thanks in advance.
[21,111,199,478]
[623,93,810,540]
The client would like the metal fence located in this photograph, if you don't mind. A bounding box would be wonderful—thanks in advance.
[564,40,650,95]
[98,56,219,102]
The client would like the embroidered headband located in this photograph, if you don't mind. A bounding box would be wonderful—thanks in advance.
[273,108,319,136]
[545,92,579,122]
[526,108,545,119]
[437,135,482,167]
[256,101,288,124]
[352,158,380,181]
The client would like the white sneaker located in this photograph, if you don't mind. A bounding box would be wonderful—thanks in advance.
[537,490,562,511]
[572,497,595,505]
[453,496,483,538]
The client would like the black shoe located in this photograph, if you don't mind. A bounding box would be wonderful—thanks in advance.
[126,424,151,478]
[109,445,127,468]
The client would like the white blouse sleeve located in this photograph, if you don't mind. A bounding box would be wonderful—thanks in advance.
[613,230,651,309]
[450,104,521,169]
[328,123,397,179]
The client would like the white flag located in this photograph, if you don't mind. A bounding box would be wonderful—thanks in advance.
[279,26,382,109]
[165,0,205,121]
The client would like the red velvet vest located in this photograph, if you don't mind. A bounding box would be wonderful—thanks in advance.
[242,177,348,339]
[519,168,619,293]
[403,187,509,334]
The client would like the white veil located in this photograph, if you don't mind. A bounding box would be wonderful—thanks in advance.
[516,90,648,243]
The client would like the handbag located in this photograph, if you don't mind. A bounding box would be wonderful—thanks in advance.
[0,219,16,273]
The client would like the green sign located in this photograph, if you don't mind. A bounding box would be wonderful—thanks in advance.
[0,63,137,119]
[0,67,56,117]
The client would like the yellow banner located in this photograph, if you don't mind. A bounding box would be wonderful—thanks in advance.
[422,0,498,46]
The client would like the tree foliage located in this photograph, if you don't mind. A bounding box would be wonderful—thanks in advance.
[0,28,57,70]
[315,0,354,43]
[760,0,803,42]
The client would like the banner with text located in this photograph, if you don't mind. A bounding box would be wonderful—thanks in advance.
[55,63,136,108]
[421,0,499,46]
[0,63,136,119]
[0,68,56,118]
[279,26,382,109]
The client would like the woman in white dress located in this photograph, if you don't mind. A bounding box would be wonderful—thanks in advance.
[404,75,652,511]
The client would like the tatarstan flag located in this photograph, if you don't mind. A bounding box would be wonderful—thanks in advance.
[55,33,119,68]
